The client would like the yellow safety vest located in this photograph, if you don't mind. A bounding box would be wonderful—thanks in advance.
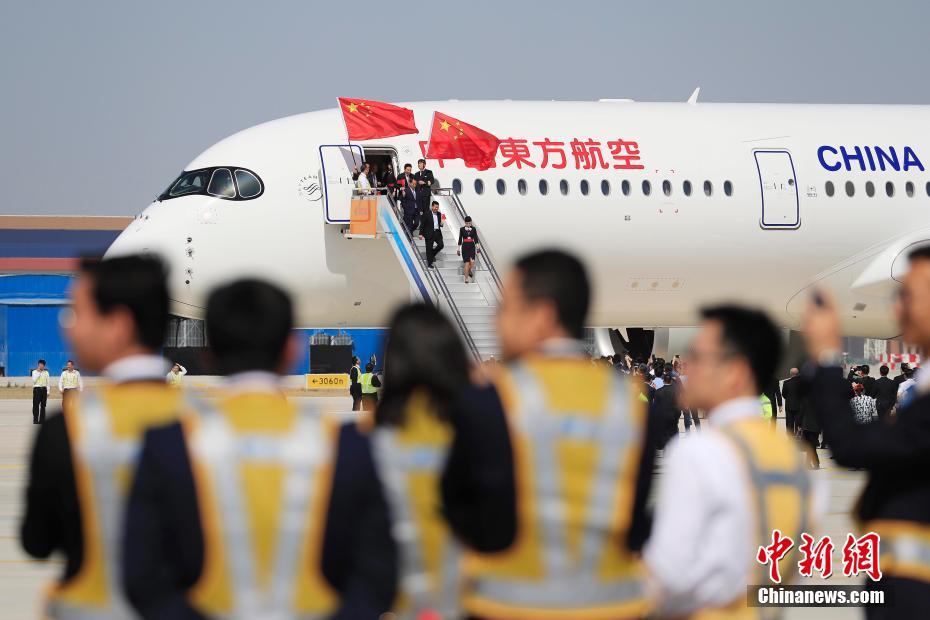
[371,391,461,619]
[183,393,339,619]
[462,358,651,620]
[167,372,183,387]
[760,394,773,420]
[34,370,49,388]
[360,372,378,395]
[691,418,812,620]
[61,370,80,390]
[867,520,930,584]
[48,383,185,619]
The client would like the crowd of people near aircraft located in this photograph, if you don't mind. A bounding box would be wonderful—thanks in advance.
[17,243,930,619]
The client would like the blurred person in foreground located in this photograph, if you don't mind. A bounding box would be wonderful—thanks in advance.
[123,279,396,619]
[370,303,472,618]
[645,305,823,618]
[21,255,182,619]
[803,245,930,620]
[447,249,655,619]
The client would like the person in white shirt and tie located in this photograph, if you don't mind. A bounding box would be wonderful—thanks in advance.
[354,162,372,194]
[58,360,84,414]
[31,359,50,424]
[644,305,825,617]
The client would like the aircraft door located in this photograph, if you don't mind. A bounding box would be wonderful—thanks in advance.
[754,150,800,229]
[320,144,364,223]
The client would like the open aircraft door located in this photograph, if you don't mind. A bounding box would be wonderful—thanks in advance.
[754,149,800,229]
[320,144,364,224]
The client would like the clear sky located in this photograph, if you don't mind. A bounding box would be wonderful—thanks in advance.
[3,0,929,215]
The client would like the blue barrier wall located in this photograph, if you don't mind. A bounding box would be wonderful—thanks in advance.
[292,328,388,374]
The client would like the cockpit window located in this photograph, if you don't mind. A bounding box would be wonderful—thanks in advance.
[159,166,264,202]
[167,170,210,197]
[208,168,236,198]
[234,169,262,198]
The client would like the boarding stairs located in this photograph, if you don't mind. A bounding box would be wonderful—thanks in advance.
[375,189,502,362]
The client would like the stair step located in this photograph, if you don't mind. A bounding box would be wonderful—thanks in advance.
[452,299,489,307]
[448,291,486,301]
[457,306,496,316]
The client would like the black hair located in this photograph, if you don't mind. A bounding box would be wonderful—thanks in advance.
[352,356,360,366]
[861,364,870,375]
[431,200,439,206]
[700,304,782,394]
[206,279,293,375]
[905,366,915,378]
[376,303,470,427]
[880,365,889,376]
[80,255,169,351]
[417,158,426,165]
[907,245,930,262]
[38,359,46,365]
[403,163,412,169]
[464,216,472,222]
[67,359,74,364]
[514,249,590,339]
[366,362,374,372]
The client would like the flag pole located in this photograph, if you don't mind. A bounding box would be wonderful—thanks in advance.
[337,98,361,172]
[423,111,438,161]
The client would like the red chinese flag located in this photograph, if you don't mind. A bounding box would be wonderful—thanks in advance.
[426,112,499,171]
[338,98,418,140]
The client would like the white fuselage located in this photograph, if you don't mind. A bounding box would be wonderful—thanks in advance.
[106,100,930,338]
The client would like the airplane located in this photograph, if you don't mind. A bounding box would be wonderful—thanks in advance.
[105,97,930,359]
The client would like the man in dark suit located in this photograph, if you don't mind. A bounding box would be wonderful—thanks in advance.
[398,177,419,232]
[414,159,435,224]
[396,163,415,194]
[419,200,444,268]
[804,246,930,619]
[859,364,876,395]
[780,367,803,435]
[872,364,899,420]
[763,378,783,427]
[894,362,911,387]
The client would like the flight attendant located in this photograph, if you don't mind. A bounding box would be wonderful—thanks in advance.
[456,216,480,283]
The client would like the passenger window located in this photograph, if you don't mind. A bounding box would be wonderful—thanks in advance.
[560,180,569,195]
[683,180,692,196]
[724,180,733,196]
[621,180,631,196]
[601,180,610,196]
[845,181,855,197]
[580,180,589,196]
[496,179,506,195]
[518,179,528,195]
[452,179,462,195]
[662,180,672,197]
[234,169,262,198]
[825,181,835,197]
[539,179,549,195]
[207,168,236,198]
[474,179,484,195]
[866,181,875,197]
[704,180,713,196]
[886,181,895,197]
[642,180,651,196]
[906,181,915,197]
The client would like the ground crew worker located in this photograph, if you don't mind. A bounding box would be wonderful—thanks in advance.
[123,279,397,619]
[166,362,186,387]
[360,361,381,411]
[645,305,823,617]
[349,355,363,411]
[58,359,84,415]
[804,245,930,619]
[760,392,773,420]
[445,249,654,619]
[369,303,471,619]
[31,358,50,424]
[20,254,183,619]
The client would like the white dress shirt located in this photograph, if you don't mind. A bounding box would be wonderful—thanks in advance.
[58,369,84,391]
[31,369,50,389]
[644,396,827,616]
[103,354,171,384]
[356,172,371,192]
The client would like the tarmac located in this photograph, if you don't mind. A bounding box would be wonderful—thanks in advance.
[0,397,866,619]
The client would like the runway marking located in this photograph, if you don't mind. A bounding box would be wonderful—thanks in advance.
[0,464,25,469]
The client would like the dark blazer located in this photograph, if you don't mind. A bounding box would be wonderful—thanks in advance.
[399,186,418,213]
[781,375,803,412]
[414,169,434,191]
[872,376,899,414]
[419,209,443,236]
